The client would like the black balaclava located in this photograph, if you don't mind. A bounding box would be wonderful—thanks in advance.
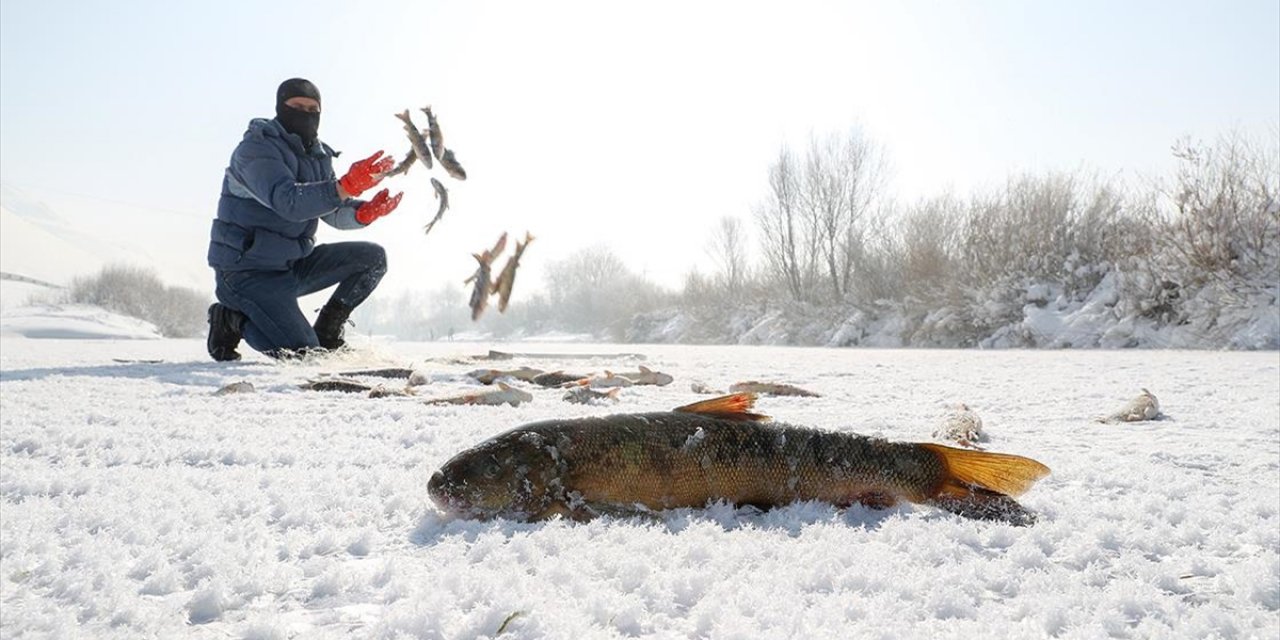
[275,78,322,149]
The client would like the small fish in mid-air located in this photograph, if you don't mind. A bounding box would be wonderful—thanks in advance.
[533,371,588,388]
[425,382,533,407]
[438,148,467,181]
[380,148,417,179]
[1098,389,1162,423]
[491,232,534,313]
[463,233,508,321]
[934,403,987,449]
[487,232,509,258]
[562,386,621,405]
[423,177,449,236]
[421,105,446,160]
[729,381,821,397]
[428,393,1051,525]
[617,365,673,386]
[394,110,433,170]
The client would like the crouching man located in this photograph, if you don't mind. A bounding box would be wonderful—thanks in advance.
[206,78,402,361]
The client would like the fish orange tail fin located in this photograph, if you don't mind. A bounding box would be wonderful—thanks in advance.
[919,443,1050,526]
[920,443,1050,497]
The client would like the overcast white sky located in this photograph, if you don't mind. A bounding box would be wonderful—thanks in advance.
[2,0,1277,295]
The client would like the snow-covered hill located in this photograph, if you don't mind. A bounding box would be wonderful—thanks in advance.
[0,184,210,299]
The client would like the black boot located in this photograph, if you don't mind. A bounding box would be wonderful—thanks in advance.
[207,303,245,362]
[313,300,354,351]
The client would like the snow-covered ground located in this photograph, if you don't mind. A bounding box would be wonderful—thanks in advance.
[2,332,1278,639]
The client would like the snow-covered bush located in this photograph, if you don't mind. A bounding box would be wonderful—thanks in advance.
[64,264,208,338]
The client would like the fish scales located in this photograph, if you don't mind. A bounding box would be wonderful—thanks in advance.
[539,414,939,508]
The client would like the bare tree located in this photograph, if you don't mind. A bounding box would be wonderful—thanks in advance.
[754,146,809,301]
[802,129,887,300]
[706,216,749,295]
[894,194,962,301]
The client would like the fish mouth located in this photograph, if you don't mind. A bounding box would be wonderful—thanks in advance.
[427,470,459,510]
[428,470,486,517]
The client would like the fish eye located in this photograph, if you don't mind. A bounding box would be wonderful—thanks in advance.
[482,460,501,479]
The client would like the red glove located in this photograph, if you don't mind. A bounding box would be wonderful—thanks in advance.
[355,188,404,224]
[338,150,395,197]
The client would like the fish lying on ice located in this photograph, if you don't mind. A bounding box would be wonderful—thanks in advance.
[336,368,418,379]
[214,381,255,396]
[616,365,673,386]
[301,377,413,398]
[933,403,987,449]
[300,378,374,393]
[428,393,1051,525]
[533,371,588,388]
[425,382,533,407]
[468,367,545,385]
[562,386,621,405]
[575,371,633,389]
[1098,389,1162,423]
[729,381,821,397]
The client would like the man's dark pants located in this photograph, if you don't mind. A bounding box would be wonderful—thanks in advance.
[214,241,386,356]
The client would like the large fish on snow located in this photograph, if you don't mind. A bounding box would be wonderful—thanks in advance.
[428,393,1050,525]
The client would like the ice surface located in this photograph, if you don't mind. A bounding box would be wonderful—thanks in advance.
[1,336,1277,638]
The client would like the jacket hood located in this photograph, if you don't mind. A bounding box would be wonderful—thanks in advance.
[244,118,339,158]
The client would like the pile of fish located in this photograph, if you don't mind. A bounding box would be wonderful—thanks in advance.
[294,358,679,407]
[379,106,467,236]
[465,231,534,321]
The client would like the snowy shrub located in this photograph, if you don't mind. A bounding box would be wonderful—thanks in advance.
[1152,132,1279,294]
[65,264,208,338]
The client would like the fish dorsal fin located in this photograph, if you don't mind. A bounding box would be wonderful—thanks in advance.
[497,382,514,391]
[606,388,621,399]
[639,365,652,374]
[673,393,770,422]
[604,370,614,377]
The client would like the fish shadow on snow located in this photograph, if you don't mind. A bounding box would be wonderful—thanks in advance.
[0,360,269,387]
[410,501,906,548]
